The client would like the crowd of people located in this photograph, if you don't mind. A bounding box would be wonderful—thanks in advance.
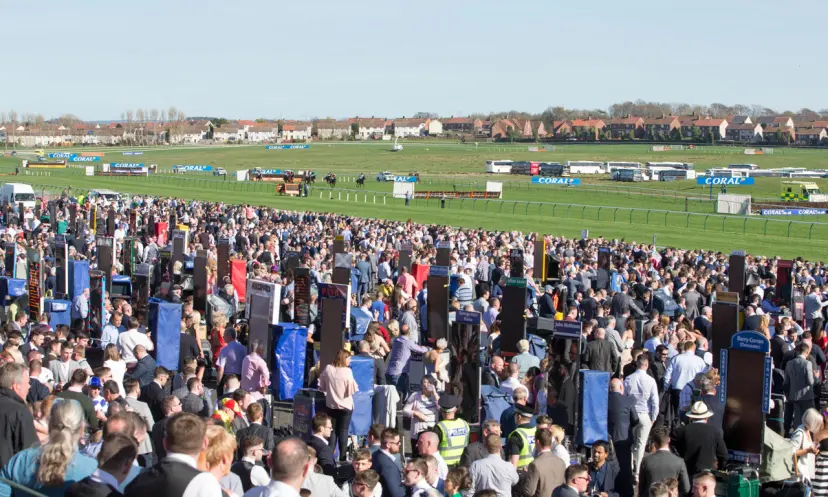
[0,191,825,497]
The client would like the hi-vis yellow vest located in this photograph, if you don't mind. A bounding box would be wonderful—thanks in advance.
[514,426,536,470]
[437,418,469,466]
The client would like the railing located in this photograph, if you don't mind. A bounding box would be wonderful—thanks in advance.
[0,477,49,497]
[311,188,828,241]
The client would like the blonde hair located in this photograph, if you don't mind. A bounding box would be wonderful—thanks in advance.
[203,424,237,469]
[548,424,565,444]
[104,344,121,362]
[38,399,85,486]
[386,320,400,338]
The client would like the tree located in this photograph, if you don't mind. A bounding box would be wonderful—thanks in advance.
[690,125,701,142]
[626,130,635,141]
[774,129,783,144]
[507,126,521,142]
[669,128,682,142]
[350,122,359,138]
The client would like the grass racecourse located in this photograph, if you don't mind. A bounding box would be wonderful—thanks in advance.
[2,141,827,260]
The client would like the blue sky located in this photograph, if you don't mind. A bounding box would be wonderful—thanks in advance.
[1,0,825,120]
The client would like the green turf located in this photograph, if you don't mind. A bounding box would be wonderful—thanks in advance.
[1,143,826,259]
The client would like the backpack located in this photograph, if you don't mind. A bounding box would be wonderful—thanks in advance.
[481,385,511,424]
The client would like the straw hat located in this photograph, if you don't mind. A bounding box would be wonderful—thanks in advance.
[686,401,714,420]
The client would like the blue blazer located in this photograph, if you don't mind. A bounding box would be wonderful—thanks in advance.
[371,449,406,497]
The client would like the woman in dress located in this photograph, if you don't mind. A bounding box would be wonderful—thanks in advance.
[318,349,358,462]
[103,344,127,396]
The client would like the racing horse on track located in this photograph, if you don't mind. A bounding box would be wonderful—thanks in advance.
[324,172,337,187]
[356,173,366,188]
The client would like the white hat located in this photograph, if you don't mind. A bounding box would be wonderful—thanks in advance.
[686,401,714,420]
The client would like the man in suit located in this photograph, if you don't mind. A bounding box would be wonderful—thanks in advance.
[481,355,504,388]
[607,378,637,497]
[552,463,591,497]
[587,441,620,497]
[49,341,80,387]
[180,377,210,417]
[128,345,157,389]
[123,378,154,464]
[67,433,138,497]
[371,428,406,497]
[784,342,816,433]
[770,321,794,367]
[610,284,644,318]
[584,328,619,374]
[682,282,702,322]
[638,427,690,497]
[140,365,170,422]
[356,254,373,298]
[308,413,337,477]
[149,395,182,462]
[699,377,724,433]
[518,428,566,497]
[671,401,728,475]
[742,306,763,332]
[460,420,502,467]
[236,402,274,461]
[692,307,713,340]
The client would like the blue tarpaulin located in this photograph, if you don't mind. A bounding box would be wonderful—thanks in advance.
[44,299,71,328]
[69,260,90,299]
[149,301,182,371]
[349,390,375,436]
[350,354,375,394]
[577,370,609,446]
[272,323,308,401]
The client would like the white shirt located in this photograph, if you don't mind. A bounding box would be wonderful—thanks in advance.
[432,451,449,480]
[89,468,120,489]
[243,479,302,497]
[242,456,272,487]
[104,358,127,396]
[34,368,54,387]
[165,453,223,497]
[118,328,153,363]
[499,377,525,400]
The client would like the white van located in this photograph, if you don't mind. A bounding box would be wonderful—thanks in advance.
[0,183,36,209]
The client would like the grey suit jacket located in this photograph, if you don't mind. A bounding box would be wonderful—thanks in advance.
[784,355,815,401]
[519,451,566,497]
[683,291,702,321]
[125,396,155,455]
[49,359,80,386]
[638,450,690,497]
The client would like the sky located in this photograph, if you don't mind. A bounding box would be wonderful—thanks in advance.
[2,0,826,121]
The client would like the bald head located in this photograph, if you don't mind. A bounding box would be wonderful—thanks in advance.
[508,362,520,378]
[610,378,623,393]
[271,437,310,486]
[595,328,607,339]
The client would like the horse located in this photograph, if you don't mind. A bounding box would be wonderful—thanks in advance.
[324,173,337,187]
[356,175,365,188]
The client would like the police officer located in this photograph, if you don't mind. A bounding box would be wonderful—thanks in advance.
[435,395,469,469]
[507,403,536,472]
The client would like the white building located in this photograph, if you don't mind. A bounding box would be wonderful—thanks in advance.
[214,126,242,142]
[246,126,277,142]
[394,118,426,138]
[281,122,312,141]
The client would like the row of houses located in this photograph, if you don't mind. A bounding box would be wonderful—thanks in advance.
[487,114,828,144]
[4,114,828,147]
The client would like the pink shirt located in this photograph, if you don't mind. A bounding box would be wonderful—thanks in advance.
[397,273,417,297]
[241,352,270,401]
[318,364,358,410]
